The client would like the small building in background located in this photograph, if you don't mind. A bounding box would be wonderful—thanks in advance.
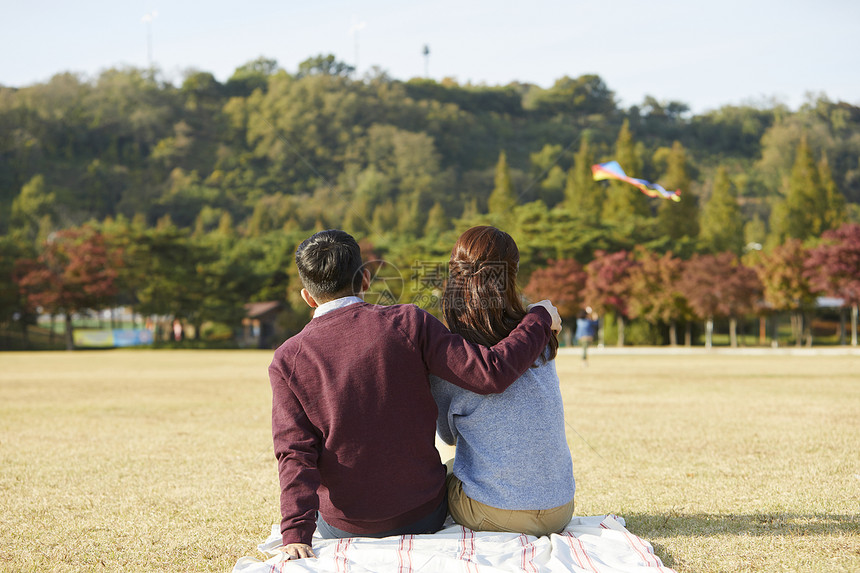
[240,301,283,349]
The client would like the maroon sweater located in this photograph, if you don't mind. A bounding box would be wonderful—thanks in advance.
[269,302,552,546]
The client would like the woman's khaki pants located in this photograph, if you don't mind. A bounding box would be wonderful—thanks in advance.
[446,472,575,537]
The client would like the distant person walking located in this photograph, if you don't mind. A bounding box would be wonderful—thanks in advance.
[574,309,598,364]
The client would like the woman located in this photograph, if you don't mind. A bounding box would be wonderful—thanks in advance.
[430,226,575,537]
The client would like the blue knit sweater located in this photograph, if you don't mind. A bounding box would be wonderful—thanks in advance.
[430,352,575,510]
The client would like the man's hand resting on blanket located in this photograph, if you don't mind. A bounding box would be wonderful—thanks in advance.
[527,299,562,334]
[279,543,316,560]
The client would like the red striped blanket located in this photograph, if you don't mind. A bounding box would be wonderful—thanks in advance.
[232,515,676,573]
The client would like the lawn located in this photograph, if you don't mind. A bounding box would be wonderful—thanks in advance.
[1,350,858,572]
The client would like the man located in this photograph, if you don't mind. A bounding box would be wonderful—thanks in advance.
[269,230,561,559]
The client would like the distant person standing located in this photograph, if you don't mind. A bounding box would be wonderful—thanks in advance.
[574,309,598,364]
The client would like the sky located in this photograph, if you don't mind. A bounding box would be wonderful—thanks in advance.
[3,0,860,114]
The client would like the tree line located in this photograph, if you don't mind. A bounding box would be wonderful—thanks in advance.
[1,55,859,348]
[4,217,859,349]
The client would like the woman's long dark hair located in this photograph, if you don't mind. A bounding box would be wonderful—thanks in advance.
[442,226,558,362]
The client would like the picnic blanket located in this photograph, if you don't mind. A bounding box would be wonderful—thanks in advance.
[232,515,676,572]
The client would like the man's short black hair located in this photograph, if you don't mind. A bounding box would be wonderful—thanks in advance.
[295,229,364,300]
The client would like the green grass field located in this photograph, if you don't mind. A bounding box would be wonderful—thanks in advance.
[1,350,858,572]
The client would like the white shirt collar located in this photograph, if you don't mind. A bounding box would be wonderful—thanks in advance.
[313,295,364,318]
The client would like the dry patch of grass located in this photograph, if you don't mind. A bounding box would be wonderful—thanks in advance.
[558,353,860,572]
[0,351,279,572]
[1,350,858,572]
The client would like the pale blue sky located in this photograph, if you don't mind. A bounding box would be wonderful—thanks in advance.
[2,0,859,113]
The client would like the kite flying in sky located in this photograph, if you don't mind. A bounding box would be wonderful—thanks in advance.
[592,161,681,202]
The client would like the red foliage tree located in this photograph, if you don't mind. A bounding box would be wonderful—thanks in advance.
[583,250,638,346]
[523,258,587,344]
[627,248,692,346]
[679,252,761,347]
[805,222,860,345]
[14,225,121,349]
[752,239,818,347]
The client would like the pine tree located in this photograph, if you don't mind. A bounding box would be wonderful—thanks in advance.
[461,198,479,221]
[423,202,449,236]
[396,192,426,237]
[343,196,372,236]
[371,199,397,233]
[563,137,603,224]
[656,141,699,240]
[818,153,846,232]
[780,137,823,240]
[488,151,517,216]
[766,198,789,249]
[601,120,649,222]
[700,167,744,255]
[530,144,566,207]
[217,211,235,239]
[539,166,566,208]
[10,175,57,243]
[743,214,767,248]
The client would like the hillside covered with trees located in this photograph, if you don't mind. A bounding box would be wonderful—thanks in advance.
[2,55,859,348]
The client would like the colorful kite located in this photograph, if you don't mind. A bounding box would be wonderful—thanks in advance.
[592,161,681,202]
